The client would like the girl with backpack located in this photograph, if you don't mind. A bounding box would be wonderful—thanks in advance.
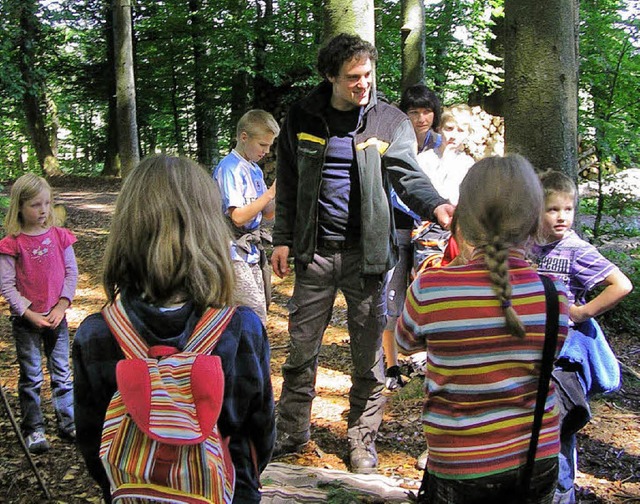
[397,155,569,503]
[73,154,275,503]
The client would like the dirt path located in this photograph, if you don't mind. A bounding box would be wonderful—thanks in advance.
[0,177,637,503]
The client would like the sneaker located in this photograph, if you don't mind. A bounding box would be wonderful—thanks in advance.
[385,365,406,391]
[26,431,50,454]
[409,352,428,376]
[58,428,76,442]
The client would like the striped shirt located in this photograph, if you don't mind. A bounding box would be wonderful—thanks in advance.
[397,252,569,479]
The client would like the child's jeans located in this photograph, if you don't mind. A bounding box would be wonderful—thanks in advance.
[13,316,75,436]
[553,434,577,504]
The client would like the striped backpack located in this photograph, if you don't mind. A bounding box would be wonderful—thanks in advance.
[100,299,237,503]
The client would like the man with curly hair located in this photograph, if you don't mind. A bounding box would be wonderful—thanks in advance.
[271,33,453,473]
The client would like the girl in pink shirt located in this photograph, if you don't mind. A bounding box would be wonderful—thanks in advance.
[0,174,77,454]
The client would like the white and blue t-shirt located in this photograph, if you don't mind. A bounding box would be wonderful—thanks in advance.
[214,150,268,264]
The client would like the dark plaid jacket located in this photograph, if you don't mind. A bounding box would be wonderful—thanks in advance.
[72,293,274,504]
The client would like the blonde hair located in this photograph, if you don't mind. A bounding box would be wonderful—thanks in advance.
[236,109,280,139]
[456,154,543,338]
[4,173,54,236]
[440,104,473,134]
[103,154,235,310]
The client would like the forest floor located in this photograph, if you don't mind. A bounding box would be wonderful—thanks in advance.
[0,176,638,503]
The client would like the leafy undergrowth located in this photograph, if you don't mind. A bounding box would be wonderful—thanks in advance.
[0,177,637,503]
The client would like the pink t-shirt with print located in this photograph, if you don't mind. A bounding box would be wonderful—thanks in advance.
[0,227,77,314]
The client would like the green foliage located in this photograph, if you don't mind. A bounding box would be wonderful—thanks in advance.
[422,0,502,103]
[318,481,366,504]
[375,0,503,105]
[579,0,640,170]
[0,185,9,229]
[598,247,640,333]
[393,374,424,403]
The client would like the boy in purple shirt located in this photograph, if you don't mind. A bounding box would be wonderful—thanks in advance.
[531,171,633,504]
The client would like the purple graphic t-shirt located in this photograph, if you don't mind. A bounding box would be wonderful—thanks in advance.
[531,230,618,306]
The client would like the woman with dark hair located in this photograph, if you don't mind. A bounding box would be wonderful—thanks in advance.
[399,84,443,153]
[382,84,444,391]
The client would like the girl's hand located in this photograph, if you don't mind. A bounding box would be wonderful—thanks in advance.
[47,299,70,329]
[23,309,52,329]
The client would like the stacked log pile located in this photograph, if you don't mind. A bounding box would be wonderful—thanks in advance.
[464,105,505,161]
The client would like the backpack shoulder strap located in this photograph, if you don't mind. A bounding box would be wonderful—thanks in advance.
[519,274,560,495]
[185,306,237,355]
[102,297,148,359]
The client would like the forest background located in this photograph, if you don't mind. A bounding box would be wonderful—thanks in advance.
[0,0,638,180]
[1,0,639,321]
[0,1,639,502]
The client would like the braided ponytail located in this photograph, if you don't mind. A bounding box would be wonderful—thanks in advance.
[455,154,543,339]
[484,238,526,338]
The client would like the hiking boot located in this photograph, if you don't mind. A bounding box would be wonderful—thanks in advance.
[26,431,50,454]
[349,439,378,474]
[385,365,406,391]
[272,431,308,458]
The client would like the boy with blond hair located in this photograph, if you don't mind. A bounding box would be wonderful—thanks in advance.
[214,109,280,326]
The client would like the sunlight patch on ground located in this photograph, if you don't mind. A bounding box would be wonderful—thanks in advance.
[586,402,640,457]
[323,328,349,345]
[272,275,294,297]
[67,285,107,328]
[270,367,351,425]
[316,367,352,393]
[74,227,109,236]
[311,398,349,423]
[66,306,94,327]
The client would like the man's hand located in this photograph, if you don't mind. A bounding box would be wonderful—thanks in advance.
[271,245,291,278]
[433,203,455,229]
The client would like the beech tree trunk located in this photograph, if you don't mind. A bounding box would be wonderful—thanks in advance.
[324,0,375,44]
[504,0,578,177]
[400,0,425,91]
[113,0,140,178]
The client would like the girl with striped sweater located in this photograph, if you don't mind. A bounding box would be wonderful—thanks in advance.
[397,154,569,504]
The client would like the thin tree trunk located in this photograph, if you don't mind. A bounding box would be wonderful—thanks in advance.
[189,0,216,167]
[113,0,140,178]
[16,0,61,176]
[102,0,120,176]
[400,0,425,91]
[170,54,185,156]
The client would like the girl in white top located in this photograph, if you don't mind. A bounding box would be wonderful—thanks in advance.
[418,104,474,205]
